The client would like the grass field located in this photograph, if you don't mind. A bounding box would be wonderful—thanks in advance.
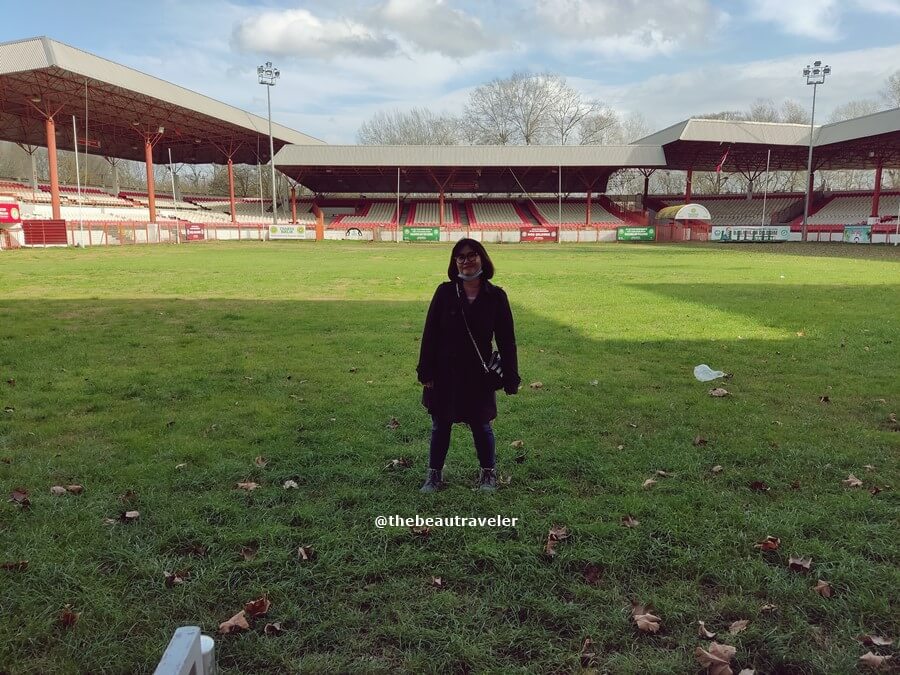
[0,241,898,674]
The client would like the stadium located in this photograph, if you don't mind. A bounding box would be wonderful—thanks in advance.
[1,35,899,675]
[1,37,898,249]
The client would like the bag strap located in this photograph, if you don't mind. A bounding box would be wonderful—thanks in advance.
[456,283,489,373]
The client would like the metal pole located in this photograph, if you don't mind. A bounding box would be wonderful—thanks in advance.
[801,82,817,242]
[258,162,264,221]
[895,199,899,246]
[396,166,400,243]
[761,148,771,227]
[267,85,277,227]
[558,164,561,244]
[72,115,84,246]
[169,147,179,244]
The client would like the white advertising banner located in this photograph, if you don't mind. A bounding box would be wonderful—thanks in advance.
[711,226,790,242]
[268,224,306,240]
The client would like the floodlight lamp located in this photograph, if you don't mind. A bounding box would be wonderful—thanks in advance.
[30,95,41,103]
[132,120,140,126]
[158,126,165,133]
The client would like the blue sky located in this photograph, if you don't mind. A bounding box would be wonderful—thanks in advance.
[9,0,900,143]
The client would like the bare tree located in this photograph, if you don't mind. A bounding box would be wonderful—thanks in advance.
[749,98,780,122]
[828,99,880,123]
[357,108,459,145]
[780,99,810,124]
[880,69,900,109]
[545,76,604,145]
[463,76,516,144]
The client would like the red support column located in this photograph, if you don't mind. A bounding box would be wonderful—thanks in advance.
[290,185,297,224]
[45,117,61,220]
[643,175,650,212]
[144,139,156,224]
[871,160,883,218]
[439,191,444,228]
[228,159,237,223]
[684,168,693,203]
[585,189,592,226]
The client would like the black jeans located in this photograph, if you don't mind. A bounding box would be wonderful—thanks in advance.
[428,416,495,470]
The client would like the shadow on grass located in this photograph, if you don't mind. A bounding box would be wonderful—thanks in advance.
[0,291,898,673]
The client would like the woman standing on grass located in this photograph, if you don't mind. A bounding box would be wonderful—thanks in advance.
[416,238,520,493]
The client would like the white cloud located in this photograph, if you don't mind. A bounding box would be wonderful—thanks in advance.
[373,0,502,58]
[748,0,900,40]
[531,0,724,60]
[232,8,398,59]
[749,0,840,40]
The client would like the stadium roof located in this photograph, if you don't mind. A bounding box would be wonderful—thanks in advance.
[0,36,324,165]
[274,144,666,193]
[636,110,900,172]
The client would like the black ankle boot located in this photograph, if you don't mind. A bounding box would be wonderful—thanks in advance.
[478,468,496,492]
[420,468,443,493]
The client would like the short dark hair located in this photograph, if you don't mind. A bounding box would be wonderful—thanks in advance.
[447,238,495,281]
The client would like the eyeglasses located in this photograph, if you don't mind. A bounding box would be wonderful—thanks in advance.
[455,252,479,264]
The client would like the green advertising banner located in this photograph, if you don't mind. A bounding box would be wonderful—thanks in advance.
[617,226,655,242]
[842,225,871,244]
[403,227,440,242]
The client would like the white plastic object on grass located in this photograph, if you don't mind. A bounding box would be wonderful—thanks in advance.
[694,364,726,382]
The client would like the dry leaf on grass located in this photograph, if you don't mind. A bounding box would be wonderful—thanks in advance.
[870,486,883,496]
[754,536,781,551]
[430,576,444,588]
[263,622,284,636]
[218,610,250,635]
[386,417,400,430]
[122,510,140,522]
[864,464,876,471]
[582,563,602,586]
[711,465,724,474]
[621,515,640,528]
[695,642,736,675]
[580,637,597,667]
[656,470,673,477]
[244,595,270,618]
[236,482,260,491]
[788,555,812,572]
[175,463,187,469]
[693,435,708,446]
[384,458,411,470]
[749,481,770,492]
[59,605,80,629]
[1,560,28,571]
[819,395,830,404]
[283,479,299,489]
[859,652,892,671]
[642,478,657,489]
[529,382,543,389]
[842,474,863,488]
[164,570,190,588]
[510,440,525,449]
[631,603,661,633]
[50,486,67,496]
[66,485,84,494]
[812,579,833,598]
[729,619,749,635]
[254,456,268,468]
[297,545,314,561]
[239,544,258,561]
[760,603,777,613]
[857,635,893,647]
[8,488,30,507]
[698,620,717,638]
[410,526,431,537]
[544,524,570,557]
[708,388,730,397]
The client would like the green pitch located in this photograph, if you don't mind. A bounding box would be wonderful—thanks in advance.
[1,242,898,673]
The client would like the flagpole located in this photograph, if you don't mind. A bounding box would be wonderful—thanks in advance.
[761,148,771,227]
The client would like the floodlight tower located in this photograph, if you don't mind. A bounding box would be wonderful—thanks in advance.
[801,60,831,242]
[257,61,280,227]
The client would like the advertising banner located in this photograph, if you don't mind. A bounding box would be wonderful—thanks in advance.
[711,226,789,242]
[184,224,205,241]
[842,225,871,244]
[0,201,21,225]
[402,226,440,241]
[617,226,656,241]
[519,226,559,242]
[269,224,307,240]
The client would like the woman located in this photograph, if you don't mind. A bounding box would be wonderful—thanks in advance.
[416,238,521,493]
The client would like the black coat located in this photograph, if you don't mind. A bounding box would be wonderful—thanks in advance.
[416,278,520,424]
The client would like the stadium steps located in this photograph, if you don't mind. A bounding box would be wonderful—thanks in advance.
[457,202,470,229]
[518,202,541,226]
[399,202,412,226]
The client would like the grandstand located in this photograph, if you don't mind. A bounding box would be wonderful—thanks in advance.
[1,36,898,246]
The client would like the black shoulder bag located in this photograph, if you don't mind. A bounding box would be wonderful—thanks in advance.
[456,283,504,391]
